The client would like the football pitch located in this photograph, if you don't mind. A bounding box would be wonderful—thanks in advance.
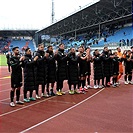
[0,54,7,66]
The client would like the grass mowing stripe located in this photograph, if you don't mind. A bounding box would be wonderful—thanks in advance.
[0,54,7,66]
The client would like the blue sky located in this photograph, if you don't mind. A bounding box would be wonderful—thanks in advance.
[0,0,99,30]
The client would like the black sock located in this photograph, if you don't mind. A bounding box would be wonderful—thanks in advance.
[81,80,85,88]
[60,81,63,90]
[128,75,132,81]
[36,85,39,95]
[30,90,33,97]
[106,76,110,85]
[50,88,53,92]
[16,89,20,101]
[47,88,49,95]
[94,80,96,85]
[47,83,49,94]
[24,89,27,99]
[56,81,61,91]
[114,77,117,83]
[10,90,14,102]
[97,79,100,85]
[74,84,76,90]
[69,84,71,90]
[124,75,127,81]
[112,77,115,84]
[42,84,45,94]
[78,80,81,89]
[102,78,104,86]
[87,77,90,85]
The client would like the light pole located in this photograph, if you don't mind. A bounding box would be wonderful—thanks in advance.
[51,0,55,24]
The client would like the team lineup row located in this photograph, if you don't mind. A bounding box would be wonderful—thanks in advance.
[6,44,133,107]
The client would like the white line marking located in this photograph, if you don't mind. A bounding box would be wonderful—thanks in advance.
[20,88,105,133]
[0,98,10,102]
[0,94,24,102]
[47,100,76,105]
[0,101,10,105]
[0,82,10,87]
[0,89,10,93]
[0,96,56,117]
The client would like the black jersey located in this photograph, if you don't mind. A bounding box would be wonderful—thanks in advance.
[10,55,23,88]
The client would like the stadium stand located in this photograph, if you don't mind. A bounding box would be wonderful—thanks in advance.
[35,0,132,51]
[0,30,37,53]
[58,25,132,50]
[9,40,35,52]
[0,38,11,53]
[90,25,133,47]
[0,39,36,54]
[11,40,27,49]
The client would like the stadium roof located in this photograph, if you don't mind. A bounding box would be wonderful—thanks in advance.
[0,30,37,37]
[36,0,132,36]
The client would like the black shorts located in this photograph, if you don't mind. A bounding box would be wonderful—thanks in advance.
[79,71,88,77]
[125,69,132,75]
[11,75,22,88]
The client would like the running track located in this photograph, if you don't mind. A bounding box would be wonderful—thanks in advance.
[0,66,133,133]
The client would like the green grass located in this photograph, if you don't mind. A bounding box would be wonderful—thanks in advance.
[0,54,7,66]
